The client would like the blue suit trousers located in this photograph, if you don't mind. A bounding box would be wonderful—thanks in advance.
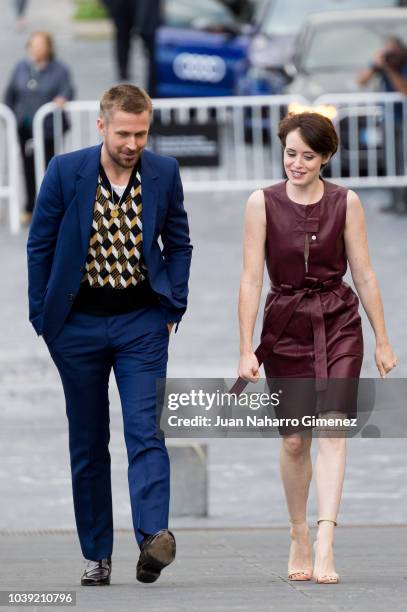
[46,304,170,561]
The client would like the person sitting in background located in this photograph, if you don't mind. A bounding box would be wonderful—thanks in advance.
[4,31,75,225]
[358,37,407,214]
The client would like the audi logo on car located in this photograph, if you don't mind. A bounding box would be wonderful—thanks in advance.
[173,53,227,83]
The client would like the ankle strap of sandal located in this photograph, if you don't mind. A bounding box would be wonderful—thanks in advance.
[317,519,338,526]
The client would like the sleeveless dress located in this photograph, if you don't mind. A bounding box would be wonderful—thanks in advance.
[260,178,364,435]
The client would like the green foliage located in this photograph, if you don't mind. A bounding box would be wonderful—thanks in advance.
[74,0,108,20]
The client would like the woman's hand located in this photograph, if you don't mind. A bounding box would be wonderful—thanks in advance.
[53,95,67,108]
[238,351,260,382]
[375,342,397,377]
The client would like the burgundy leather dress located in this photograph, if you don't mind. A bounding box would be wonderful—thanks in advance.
[231,178,364,435]
[262,178,363,433]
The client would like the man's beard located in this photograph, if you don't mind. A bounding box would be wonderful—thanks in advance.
[106,143,140,169]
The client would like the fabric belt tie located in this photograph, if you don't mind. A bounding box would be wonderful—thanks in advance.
[229,278,343,396]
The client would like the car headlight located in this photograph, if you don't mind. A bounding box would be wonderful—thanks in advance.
[287,102,338,120]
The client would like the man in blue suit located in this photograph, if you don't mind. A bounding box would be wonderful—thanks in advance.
[27,84,192,586]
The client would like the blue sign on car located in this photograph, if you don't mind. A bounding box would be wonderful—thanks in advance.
[155,0,253,97]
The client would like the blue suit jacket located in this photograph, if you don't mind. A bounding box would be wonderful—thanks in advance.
[27,144,192,344]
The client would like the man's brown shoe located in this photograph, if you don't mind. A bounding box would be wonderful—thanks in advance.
[137,529,176,583]
[81,557,111,586]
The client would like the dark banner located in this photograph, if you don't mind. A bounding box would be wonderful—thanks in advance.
[149,122,219,167]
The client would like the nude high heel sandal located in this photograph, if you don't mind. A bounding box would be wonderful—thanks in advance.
[313,519,340,584]
[288,520,313,581]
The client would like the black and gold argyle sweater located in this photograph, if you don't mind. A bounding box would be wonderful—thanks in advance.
[72,161,158,316]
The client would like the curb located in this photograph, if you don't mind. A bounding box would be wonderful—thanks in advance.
[72,19,113,41]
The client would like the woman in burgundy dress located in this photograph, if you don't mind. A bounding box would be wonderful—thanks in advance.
[237,112,397,584]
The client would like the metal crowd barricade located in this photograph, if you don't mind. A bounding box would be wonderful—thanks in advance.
[312,91,407,189]
[33,93,407,193]
[33,100,102,194]
[0,104,20,234]
[32,96,308,192]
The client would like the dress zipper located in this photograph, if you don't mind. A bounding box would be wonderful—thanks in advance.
[304,232,310,274]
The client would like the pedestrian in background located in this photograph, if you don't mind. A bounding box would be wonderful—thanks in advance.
[102,0,137,80]
[358,37,407,214]
[102,0,161,96]
[4,31,75,225]
[13,0,29,31]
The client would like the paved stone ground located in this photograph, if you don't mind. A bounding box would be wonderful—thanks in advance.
[1,528,406,612]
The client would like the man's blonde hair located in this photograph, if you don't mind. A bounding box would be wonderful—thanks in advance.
[100,84,153,121]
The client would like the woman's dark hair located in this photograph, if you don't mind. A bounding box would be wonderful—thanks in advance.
[278,112,339,167]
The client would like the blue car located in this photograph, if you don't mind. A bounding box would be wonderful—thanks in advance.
[155,0,255,97]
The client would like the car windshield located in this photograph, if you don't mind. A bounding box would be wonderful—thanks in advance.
[163,0,236,29]
[301,21,407,72]
[260,0,400,36]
